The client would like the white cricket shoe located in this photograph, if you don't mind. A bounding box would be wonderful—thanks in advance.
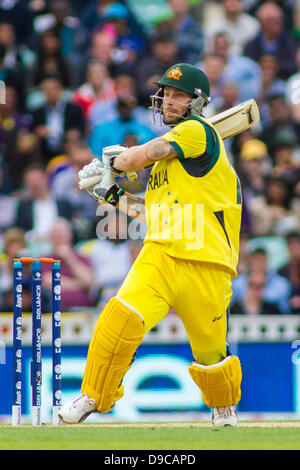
[58,394,97,424]
[212,406,238,427]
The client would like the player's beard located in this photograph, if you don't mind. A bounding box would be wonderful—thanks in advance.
[162,108,189,126]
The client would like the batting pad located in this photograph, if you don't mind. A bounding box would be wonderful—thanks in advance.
[188,355,242,407]
[81,297,144,412]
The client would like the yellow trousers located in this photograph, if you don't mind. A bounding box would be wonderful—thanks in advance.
[117,242,233,365]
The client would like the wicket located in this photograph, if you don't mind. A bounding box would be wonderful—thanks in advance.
[12,257,62,426]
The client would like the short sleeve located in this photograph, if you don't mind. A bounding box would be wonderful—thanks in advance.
[162,119,212,160]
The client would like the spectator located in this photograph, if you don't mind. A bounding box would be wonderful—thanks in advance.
[0,21,34,71]
[259,94,300,162]
[231,269,282,315]
[231,248,291,314]
[215,81,240,160]
[0,85,40,192]
[42,217,96,310]
[157,0,204,63]
[0,43,25,111]
[85,29,117,80]
[0,0,34,46]
[278,232,300,314]
[244,2,298,79]
[257,54,287,125]
[286,46,300,124]
[0,169,17,239]
[100,2,145,75]
[230,127,259,166]
[47,0,84,63]
[200,54,226,110]
[0,275,52,314]
[206,32,262,103]
[248,176,300,237]
[14,163,75,241]
[112,72,136,97]
[87,72,135,129]
[271,133,300,180]
[45,132,81,184]
[72,59,116,121]
[79,0,115,34]
[136,31,179,108]
[79,0,142,45]
[51,140,98,240]
[88,93,157,157]
[258,53,287,99]
[236,139,272,236]
[205,0,260,57]
[88,72,164,137]
[0,228,26,310]
[31,74,85,161]
[237,139,271,202]
[84,6,144,81]
[91,209,135,305]
[216,81,240,114]
[27,28,73,90]
[0,226,51,312]
[245,0,295,32]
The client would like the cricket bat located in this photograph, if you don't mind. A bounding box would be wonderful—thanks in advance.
[207,98,260,139]
[79,99,260,189]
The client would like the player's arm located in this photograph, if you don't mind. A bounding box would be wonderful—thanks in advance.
[105,118,208,174]
[112,119,209,172]
[111,137,178,173]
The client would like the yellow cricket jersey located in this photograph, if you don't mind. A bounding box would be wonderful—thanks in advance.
[144,116,242,277]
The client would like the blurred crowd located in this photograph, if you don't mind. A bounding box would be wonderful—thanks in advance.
[0,0,300,315]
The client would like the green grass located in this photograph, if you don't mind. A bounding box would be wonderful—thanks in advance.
[1,423,300,450]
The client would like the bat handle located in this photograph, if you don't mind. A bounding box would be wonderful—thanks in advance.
[78,175,102,190]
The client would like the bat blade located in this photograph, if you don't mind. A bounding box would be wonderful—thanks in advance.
[208,99,260,139]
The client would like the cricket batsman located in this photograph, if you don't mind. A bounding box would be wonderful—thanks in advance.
[59,63,243,427]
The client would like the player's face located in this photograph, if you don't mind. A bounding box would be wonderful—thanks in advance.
[162,86,192,125]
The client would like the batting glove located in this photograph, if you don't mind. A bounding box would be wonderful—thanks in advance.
[102,145,137,182]
[78,160,124,206]
[78,158,104,190]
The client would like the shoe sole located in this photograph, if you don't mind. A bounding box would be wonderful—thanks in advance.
[213,421,238,427]
[58,409,96,424]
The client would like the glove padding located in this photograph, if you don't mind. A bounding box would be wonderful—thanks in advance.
[78,158,104,189]
[78,146,137,190]
[102,145,137,181]
[78,159,123,205]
